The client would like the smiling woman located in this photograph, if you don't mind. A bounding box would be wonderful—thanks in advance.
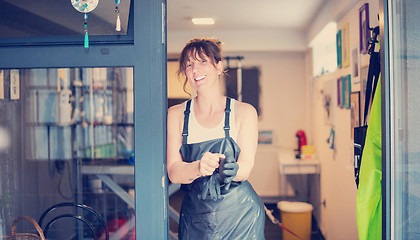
[176,38,225,95]
[167,38,265,239]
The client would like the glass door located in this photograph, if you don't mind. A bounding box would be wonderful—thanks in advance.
[0,0,167,239]
[1,67,135,239]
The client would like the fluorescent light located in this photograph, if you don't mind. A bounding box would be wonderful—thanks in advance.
[192,18,215,25]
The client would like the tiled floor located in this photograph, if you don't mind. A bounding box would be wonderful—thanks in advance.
[169,189,324,240]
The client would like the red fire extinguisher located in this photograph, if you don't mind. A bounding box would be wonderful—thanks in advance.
[295,130,307,159]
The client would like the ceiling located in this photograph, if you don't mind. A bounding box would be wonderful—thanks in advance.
[167,0,325,32]
[166,0,328,53]
[0,0,351,53]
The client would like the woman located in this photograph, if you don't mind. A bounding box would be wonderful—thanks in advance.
[167,38,265,239]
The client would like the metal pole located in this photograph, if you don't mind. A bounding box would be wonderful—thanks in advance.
[237,58,242,102]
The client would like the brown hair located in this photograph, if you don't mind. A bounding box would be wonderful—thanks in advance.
[177,38,225,94]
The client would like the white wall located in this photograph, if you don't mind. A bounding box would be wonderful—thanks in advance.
[224,51,308,148]
[306,0,362,46]
[168,29,307,54]
[222,51,308,198]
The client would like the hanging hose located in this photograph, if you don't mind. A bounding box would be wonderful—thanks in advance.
[264,205,304,240]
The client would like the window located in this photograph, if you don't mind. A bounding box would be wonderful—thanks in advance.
[0,1,131,38]
[0,67,135,239]
[309,22,338,77]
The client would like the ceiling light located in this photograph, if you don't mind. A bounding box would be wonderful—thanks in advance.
[192,18,215,25]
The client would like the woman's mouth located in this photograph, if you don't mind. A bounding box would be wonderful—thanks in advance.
[194,75,206,81]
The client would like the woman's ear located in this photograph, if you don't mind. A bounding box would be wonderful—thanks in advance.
[216,61,224,75]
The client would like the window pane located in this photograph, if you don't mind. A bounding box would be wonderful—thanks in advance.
[390,0,420,239]
[0,0,130,38]
[309,22,338,77]
[0,67,135,239]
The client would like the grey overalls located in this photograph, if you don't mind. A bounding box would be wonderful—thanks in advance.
[178,97,265,240]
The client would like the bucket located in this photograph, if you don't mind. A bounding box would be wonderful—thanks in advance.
[277,201,313,240]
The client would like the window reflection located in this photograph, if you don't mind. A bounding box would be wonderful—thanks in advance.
[0,0,131,38]
[0,67,135,239]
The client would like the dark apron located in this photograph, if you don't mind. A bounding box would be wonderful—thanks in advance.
[178,98,265,240]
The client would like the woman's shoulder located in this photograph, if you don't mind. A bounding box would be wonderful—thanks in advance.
[167,101,190,133]
[168,100,189,119]
[231,99,257,118]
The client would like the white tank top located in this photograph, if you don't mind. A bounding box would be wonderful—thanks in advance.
[186,98,239,144]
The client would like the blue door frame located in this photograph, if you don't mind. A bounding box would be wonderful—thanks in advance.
[0,0,168,239]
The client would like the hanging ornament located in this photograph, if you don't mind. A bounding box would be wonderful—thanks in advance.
[84,13,89,48]
[115,0,121,31]
[71,0,99,48]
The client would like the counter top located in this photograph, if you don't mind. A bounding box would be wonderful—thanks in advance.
[277,149,320,175]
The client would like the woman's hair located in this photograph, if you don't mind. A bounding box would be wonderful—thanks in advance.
[177,38,225,94]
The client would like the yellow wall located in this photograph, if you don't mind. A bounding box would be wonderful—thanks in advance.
[167,61,190,99]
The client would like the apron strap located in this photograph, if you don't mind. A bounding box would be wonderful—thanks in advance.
[182,100,192,145]
[182,98,231,144]
[224,98,231,138]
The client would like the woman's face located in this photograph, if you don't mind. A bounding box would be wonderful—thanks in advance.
[184,51,223,92]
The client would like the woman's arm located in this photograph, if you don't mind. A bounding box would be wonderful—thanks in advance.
[166,104,222,184]
[233,102,258,181]
[167,104,200,184]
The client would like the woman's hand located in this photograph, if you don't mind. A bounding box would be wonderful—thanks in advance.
[199,152,225,176]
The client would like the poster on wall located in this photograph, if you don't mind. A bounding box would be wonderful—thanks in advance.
[359,3,370,54]
[352,47,359,77]
[337,77,342,107]
[342,75,351,109]
[258,130,274,145]
[342,23,350,68]
[351,91,361,139]
[351,47,361,91]
[336,29,342,68]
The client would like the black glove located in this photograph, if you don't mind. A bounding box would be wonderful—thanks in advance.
[198,174,222,201]
[221,156,238,191]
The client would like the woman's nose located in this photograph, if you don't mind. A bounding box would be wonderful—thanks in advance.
[192,64,199,72]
